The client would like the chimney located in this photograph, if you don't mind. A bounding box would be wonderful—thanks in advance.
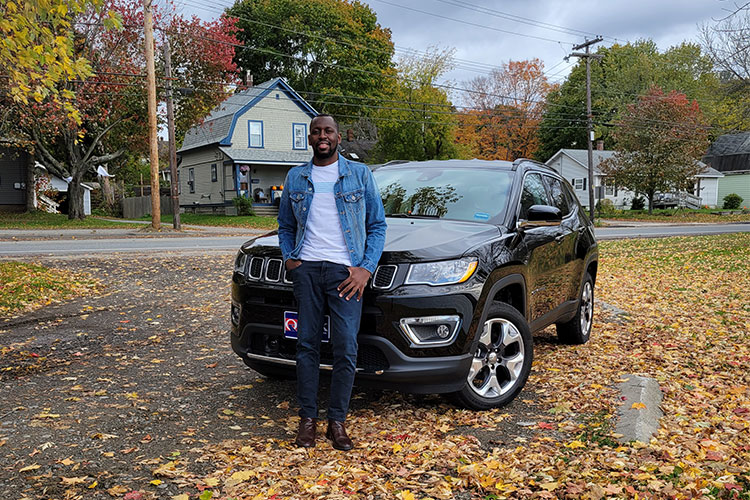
[245,71,253,87]
[596,139,604,151]
[346,129,354,141]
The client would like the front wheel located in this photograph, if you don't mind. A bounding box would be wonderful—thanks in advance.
[556,272,594,344]
[451,303,533,410]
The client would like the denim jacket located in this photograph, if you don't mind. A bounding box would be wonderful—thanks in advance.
[277,156,387,274]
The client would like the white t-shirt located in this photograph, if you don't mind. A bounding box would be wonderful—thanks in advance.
[298,160,352,266]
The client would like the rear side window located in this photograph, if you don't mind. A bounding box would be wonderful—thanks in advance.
[519,173,548,219]
[543,175,570,216]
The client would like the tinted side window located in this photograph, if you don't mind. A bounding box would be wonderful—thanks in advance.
[543,175,570,216]
[519,173,549,219]
[561,180,580,212]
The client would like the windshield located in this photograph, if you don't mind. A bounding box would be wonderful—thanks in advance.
[373,166,513,223]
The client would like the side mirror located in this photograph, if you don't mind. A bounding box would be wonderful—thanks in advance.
[518,205,562,228]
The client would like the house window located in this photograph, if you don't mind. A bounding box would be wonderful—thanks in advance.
[248,121,263,148]
[211,164,217,182]
[603,178,617,196]
[293,123,307,150]
[188,168,195,194]
[572,178,586,190]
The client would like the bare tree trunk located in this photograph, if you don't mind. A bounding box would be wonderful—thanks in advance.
[68,172,86,220]
[647,190,655,215]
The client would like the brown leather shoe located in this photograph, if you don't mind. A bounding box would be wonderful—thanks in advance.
[325,420,353,451]
[295,417,316,448]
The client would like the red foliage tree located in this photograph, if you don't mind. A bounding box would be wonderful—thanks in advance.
[12,0,239,219]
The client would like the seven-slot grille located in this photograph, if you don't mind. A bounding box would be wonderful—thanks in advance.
[265,258,283,282]
[372,265,397,289]
[248,257,264,280]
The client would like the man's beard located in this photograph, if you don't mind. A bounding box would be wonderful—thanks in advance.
[313,143,337,160]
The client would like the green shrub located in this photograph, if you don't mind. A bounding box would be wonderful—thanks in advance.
[232,196,255,216]
[630,196,645,211]
[722,193,743,210]
[595,198,616,216]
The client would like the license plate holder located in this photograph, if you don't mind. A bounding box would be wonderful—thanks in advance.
[283,311,330,342]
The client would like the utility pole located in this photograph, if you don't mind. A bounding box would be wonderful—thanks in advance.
[143,0,160,229]
[567,36,603,221]
[163,38,181,230]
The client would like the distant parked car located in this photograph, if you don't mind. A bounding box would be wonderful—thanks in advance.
[230,159,598,409]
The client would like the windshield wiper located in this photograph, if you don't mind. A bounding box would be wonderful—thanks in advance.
[385,213,440,219]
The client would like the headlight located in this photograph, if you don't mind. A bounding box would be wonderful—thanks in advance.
[405,258,477,286]
[234,252,248,274]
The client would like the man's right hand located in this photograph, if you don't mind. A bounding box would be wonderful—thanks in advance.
[285,259,302,271]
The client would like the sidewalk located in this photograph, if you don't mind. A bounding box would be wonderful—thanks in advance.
[0,221,270,241]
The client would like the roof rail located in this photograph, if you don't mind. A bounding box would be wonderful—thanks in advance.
[511,158,530,170]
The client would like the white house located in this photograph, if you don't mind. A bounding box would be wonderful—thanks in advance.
[177,77,318,213]
[545,148,724,209]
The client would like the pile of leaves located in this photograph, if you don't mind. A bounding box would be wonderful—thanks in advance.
[0,261,100,317]
[156,233,748,499]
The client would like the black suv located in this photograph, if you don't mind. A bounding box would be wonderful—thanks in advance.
[231,159,597,409]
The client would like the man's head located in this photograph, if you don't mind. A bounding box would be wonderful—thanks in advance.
[309,114,341,164]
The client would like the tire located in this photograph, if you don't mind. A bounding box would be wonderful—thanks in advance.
[451,303,533,410]
[556,272,594,344]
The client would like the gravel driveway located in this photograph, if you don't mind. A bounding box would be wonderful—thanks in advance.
[0,252,546,499]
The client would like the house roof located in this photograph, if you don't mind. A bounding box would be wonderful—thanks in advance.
[179,78,317,153]
[705,132,750,157]
[547,148,615,174]
[219,147,311,165]
[549,149,716,176]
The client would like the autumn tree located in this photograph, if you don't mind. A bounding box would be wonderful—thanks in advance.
[227,0,395,119]
[536,40,719,161]
[5,0,239,219]
[0,0,121,123]
[700,4,750,130]
[600,86,709,213]
[458,59,553,160]
[374,47,463,162]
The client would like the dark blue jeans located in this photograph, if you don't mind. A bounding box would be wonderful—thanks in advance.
[291,261,362,422]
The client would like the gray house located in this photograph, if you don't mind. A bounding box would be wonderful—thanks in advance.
[703,132,750,207]
[0,144,32,212]
[177,78,317,213]
[546,147,723,209]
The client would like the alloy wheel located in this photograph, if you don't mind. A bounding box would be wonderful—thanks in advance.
[467,317,526,398]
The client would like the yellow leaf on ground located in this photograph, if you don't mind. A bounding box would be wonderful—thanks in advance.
[19,464,41,473]
[204,478,220,487]
[61,476,88,485]
[171,495,189,500]
[150,479,162,486]
[540,482,559,491]
[401,491,415,500]
[231,470,254,481]
[631,402,647,410]
[566,440,586,449]
[392,443,403,453]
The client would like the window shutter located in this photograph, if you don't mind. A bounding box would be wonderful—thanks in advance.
[583,178,587,190]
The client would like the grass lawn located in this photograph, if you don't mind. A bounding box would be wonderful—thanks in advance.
[600,207,750,223]
[138,213,278,230]
[0,211,137,229]
[0,261,100,317]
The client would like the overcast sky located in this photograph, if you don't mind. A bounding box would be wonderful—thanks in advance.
[176,0,731,102]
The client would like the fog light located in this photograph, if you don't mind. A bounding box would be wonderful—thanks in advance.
[398,315,461,348]
[231,303,240,326]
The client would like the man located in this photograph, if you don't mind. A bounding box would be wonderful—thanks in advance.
[277,114,386,451]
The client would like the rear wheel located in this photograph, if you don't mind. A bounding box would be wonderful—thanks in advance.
[452,303,533,410]
[556,272,594,344]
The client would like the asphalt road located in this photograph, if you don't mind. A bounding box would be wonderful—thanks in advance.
[0,222,749,257]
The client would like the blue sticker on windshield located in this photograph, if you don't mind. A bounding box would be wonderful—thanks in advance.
[473,212,490,220]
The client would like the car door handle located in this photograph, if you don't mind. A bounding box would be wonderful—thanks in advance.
[555,233,566,243]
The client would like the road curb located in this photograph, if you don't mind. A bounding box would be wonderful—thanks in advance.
[615,374,663,443]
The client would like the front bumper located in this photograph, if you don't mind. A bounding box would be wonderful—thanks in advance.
[230,280,477,394]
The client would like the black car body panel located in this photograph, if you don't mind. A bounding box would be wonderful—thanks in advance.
[230,159,598,400]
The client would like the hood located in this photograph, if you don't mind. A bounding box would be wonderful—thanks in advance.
[243,219,504,262]
[381,218,503,261]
